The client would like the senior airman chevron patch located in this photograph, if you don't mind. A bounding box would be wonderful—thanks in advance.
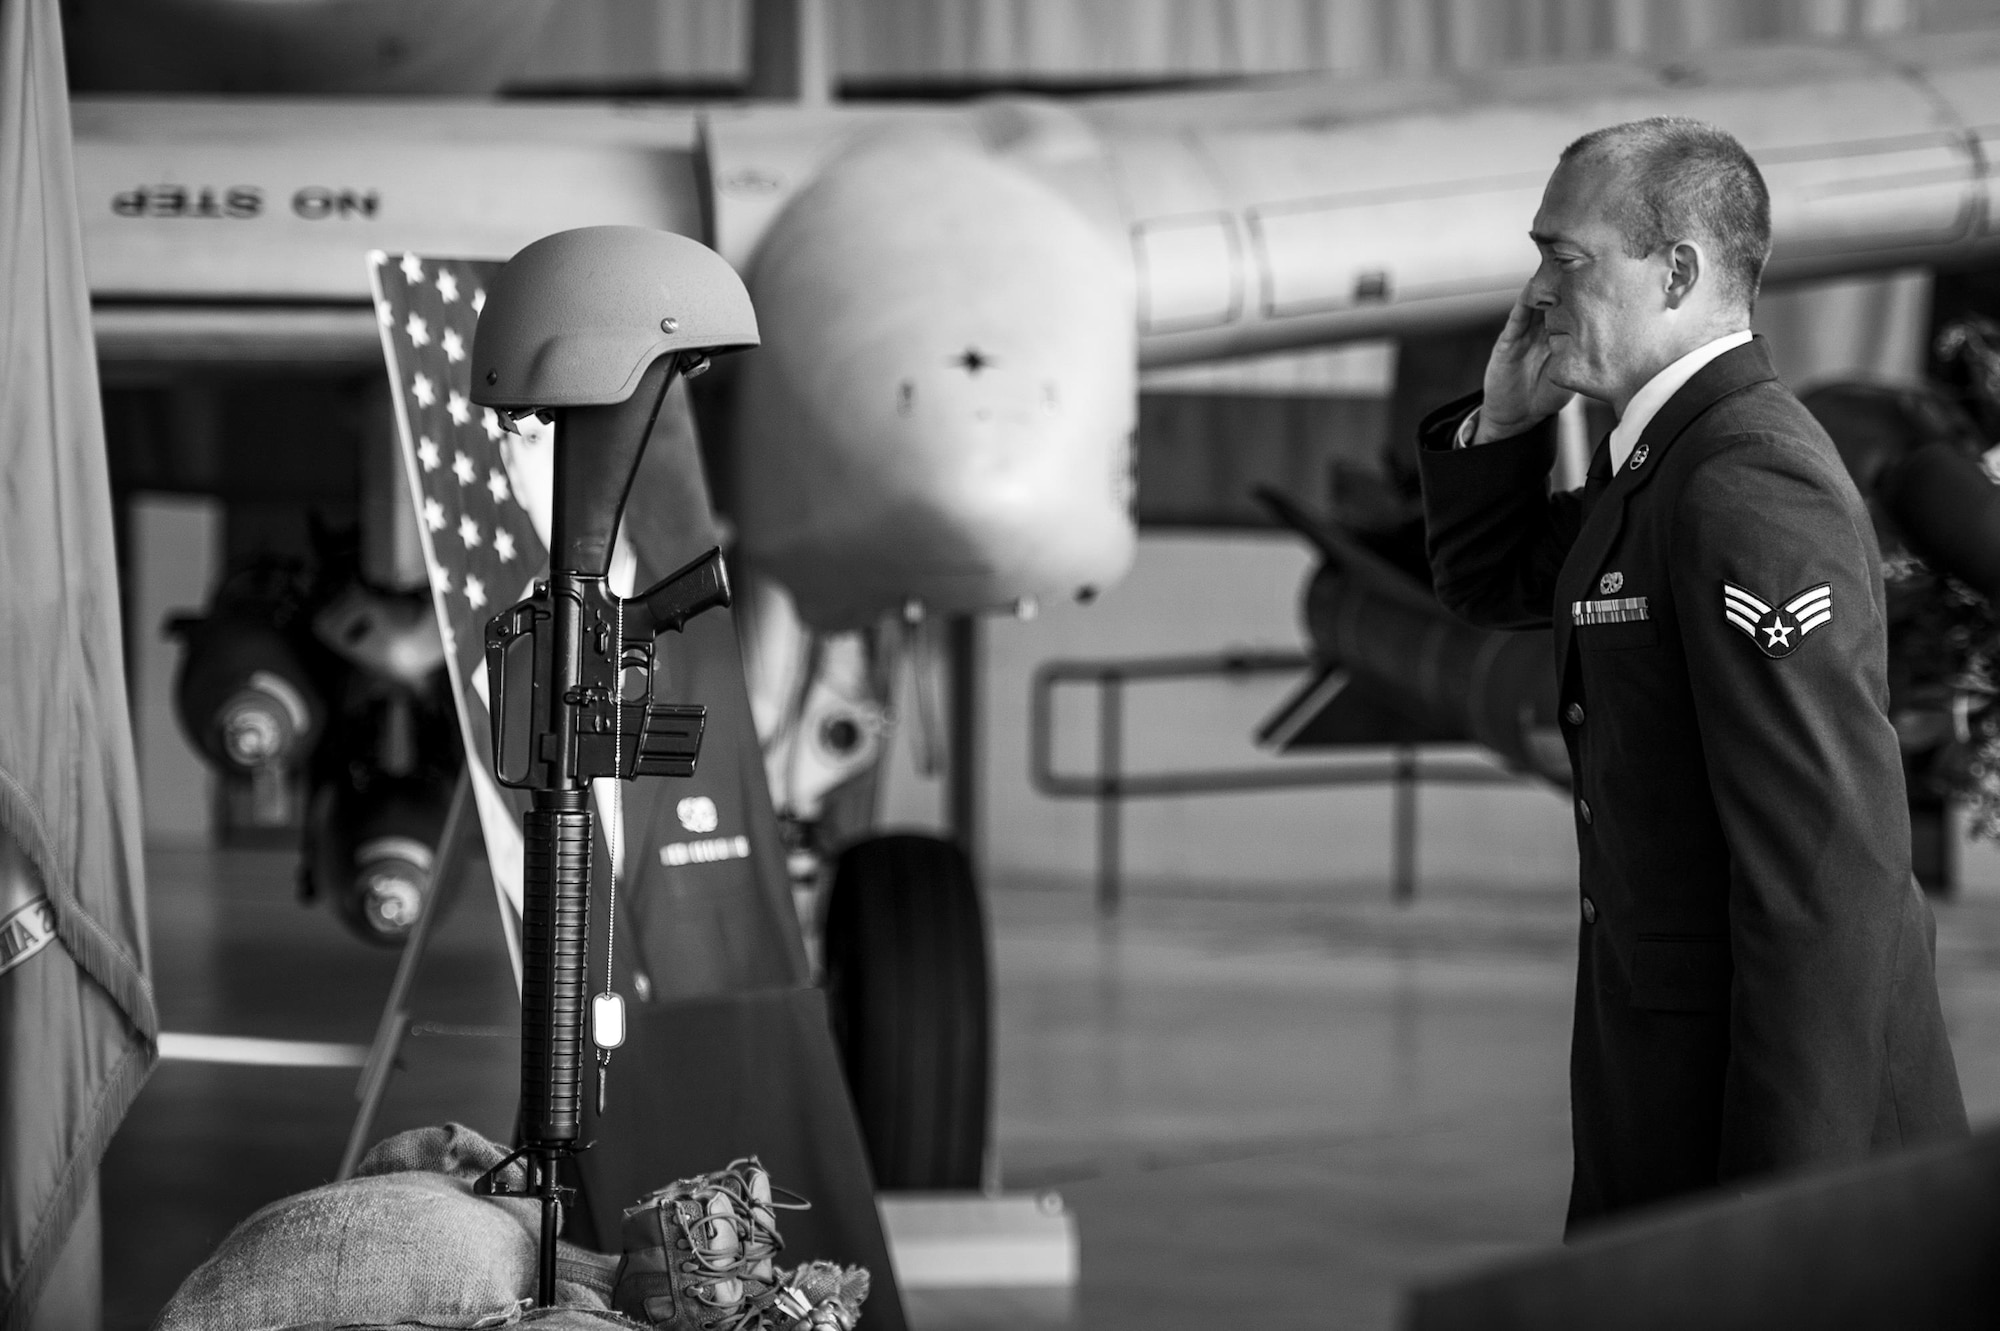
[1723,581,1831,658]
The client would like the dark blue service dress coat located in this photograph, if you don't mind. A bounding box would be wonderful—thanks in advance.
[1416,336,1967,1231]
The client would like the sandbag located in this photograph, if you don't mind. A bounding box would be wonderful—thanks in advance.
[155,1125,616,1331]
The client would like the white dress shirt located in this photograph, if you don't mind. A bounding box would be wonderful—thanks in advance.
[1454,329,1754,469]
[1605,329,1751,474]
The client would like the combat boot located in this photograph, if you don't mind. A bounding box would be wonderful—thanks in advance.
[709,1158,805,1289]
[615,1170,780,1331]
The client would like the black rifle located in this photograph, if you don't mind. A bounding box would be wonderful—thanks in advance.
[473,354,730,1304]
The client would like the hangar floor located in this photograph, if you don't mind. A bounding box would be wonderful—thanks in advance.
[101,847,2000,1330]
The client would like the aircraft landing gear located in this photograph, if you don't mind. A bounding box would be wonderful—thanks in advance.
[821,832,991,1190]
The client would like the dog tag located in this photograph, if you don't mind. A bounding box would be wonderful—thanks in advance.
[591,992,626,1050]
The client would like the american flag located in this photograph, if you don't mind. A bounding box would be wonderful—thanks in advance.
[370,250,547,960]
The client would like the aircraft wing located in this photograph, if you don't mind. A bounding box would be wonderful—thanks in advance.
[697,28,2000,366]
[74,25,2000,366]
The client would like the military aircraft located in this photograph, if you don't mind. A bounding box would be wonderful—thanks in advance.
[74,7,2000,1184]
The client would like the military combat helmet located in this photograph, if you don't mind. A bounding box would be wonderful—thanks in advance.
[471,226,760,411]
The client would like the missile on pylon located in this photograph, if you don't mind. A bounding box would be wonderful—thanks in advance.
[1259,490,1570,788]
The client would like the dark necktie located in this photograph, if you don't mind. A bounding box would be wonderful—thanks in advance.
[1580,433,1614,518]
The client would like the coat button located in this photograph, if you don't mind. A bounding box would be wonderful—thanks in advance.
[1565,702,1585,727]
[1581,896,1597,924]
[1577,798,1592,824]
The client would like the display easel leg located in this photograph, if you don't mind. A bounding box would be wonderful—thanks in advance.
[337,773,478,1180]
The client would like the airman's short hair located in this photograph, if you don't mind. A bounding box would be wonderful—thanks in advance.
[1561,117,1772,310]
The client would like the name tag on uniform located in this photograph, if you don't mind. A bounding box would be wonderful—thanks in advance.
[1571,595,1650,626]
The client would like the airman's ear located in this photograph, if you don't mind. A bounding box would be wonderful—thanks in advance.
[1664,240,1702,308]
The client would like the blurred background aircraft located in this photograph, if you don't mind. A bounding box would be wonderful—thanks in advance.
[70,0,2000,1190]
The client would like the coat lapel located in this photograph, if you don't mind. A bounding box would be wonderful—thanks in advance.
[1552,337,1780,682]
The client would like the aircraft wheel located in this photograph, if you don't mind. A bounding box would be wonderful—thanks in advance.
[822,833,990,1189]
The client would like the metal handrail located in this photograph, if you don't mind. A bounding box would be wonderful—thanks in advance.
[1028,651,1521,913]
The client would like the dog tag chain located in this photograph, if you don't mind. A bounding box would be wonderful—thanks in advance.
[593,595,628,1115]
